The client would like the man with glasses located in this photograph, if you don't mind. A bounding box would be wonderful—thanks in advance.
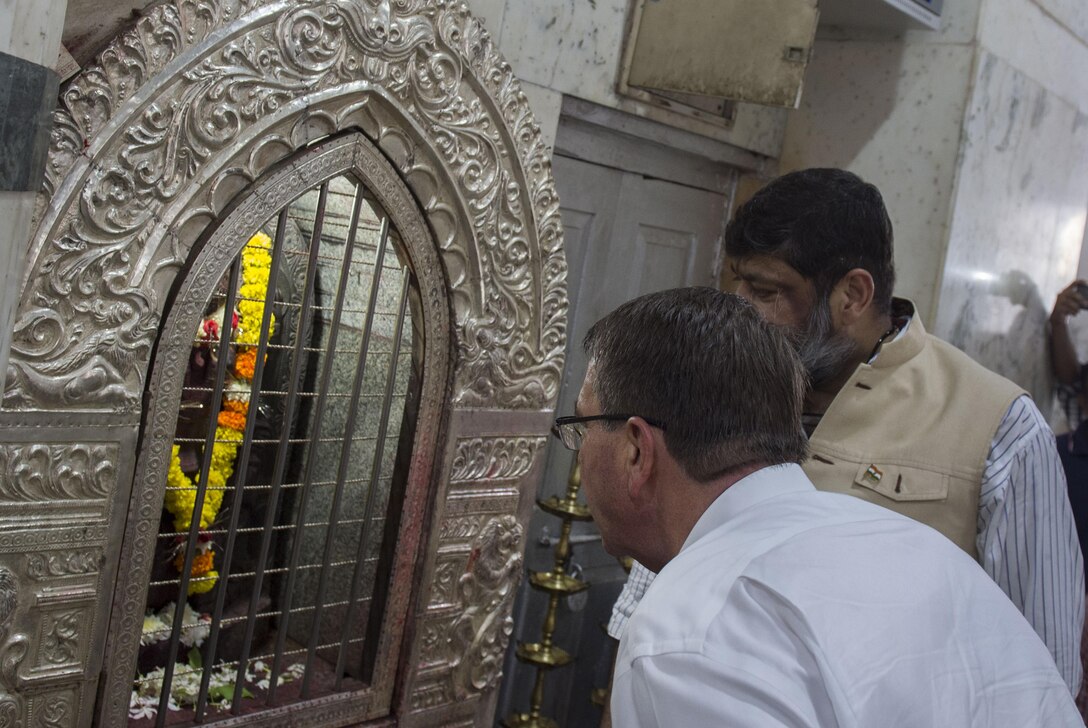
[606,169,1084,698]
[563,286,1079,726]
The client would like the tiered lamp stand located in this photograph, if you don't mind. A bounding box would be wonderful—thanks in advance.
[503,461,593,728]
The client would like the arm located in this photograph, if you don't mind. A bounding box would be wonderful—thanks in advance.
[606,561,656,639]
[599,563,657,727]
[977,395,1085,694]
[1050,281,1087,386]
[612,652,815,728]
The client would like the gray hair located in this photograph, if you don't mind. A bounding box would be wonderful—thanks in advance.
[584,287,808,481]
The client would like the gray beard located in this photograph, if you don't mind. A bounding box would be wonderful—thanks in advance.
[789,296,858,389]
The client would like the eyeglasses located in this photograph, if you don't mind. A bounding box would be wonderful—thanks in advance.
[551,414,667,451]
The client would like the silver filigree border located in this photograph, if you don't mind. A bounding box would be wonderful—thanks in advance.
[5,0,567,413]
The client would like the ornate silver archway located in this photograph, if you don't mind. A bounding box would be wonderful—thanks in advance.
[0,1,566,726]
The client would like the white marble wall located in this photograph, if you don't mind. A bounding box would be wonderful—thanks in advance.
[0,0,68,386]
[776,0,987,324]
[778,0,1088,405]
[779,39,975,324]
[932,51,1088,405]
[977,0,1088,114]
[1033,0,1088,45]
[464,0,788,158]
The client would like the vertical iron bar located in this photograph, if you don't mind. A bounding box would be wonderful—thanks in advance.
[298,211,392,698]
[274,180,367,692]
[230,182,330,713]
[266,203,387,696]
[334,269,410,689]
[193,208,289,721]
[155,260,241,728]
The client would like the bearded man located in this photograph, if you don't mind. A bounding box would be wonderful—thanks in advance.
[607,168,1084,695]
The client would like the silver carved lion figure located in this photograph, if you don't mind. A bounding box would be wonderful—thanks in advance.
[448,515,523,699]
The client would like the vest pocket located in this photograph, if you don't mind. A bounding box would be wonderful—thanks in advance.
[852,462,949,502]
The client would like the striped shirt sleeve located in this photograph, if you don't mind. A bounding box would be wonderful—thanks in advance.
[608,561,655,639]
[978,394,1085,694]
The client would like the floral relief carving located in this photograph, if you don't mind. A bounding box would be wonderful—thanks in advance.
[450,437,547,483]
[438,515,484,542]
[447,514,522,698]
[7,0,566,413]
[24,551,101,581]
[0,567,27,724]
[39,613,80,667]
[428,558,462,609]
[0,698,17,728]
[31,693,71,728]
[0,446,115,503]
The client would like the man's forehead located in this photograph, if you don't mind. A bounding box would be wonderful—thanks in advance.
[575,362,597,416]
[732,254,803,283]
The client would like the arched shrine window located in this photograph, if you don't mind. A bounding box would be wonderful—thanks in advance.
[129,157,423,726]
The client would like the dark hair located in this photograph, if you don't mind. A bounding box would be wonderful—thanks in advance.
[583,287,808,481]
[725,168,896,313]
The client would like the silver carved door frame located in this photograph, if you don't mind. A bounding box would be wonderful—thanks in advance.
[0,2,566,727]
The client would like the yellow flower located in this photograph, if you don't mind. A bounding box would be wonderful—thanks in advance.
[188,570,218,595]
[164,229,276,591]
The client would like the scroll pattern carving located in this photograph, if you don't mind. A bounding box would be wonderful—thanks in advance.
[0,567,25,726]
[0,699,16,728]
[450,437,547,483]
[32,693,71,728]
[24,552,101,581]
[39,614,80,667]
[0,445,115,506]
[6,0,566,412]
[447,515,522,698]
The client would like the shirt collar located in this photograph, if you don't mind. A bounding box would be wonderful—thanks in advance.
[868,297,925,369]
[681,463,814,552]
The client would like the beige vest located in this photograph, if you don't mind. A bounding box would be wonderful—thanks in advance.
[801,301,1024,558]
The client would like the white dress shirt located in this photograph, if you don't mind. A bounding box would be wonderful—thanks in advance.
[613,464,1081,728]
[611,394,1085,693]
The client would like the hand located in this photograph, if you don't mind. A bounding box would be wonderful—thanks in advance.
[1051,281,1088,324]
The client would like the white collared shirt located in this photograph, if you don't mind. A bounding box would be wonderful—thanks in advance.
[611,313,1085,693]
[612,464,1081,727]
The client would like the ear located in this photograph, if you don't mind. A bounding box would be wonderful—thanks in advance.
[830,268,876,327]
[622,417,659,505]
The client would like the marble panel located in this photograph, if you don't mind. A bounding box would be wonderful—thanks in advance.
[464,0,507,41]
[1033,0,1088,47]
[2,0,67,67]
[497,0,628,105]
[932,51,1088,404]
[0,192,35,378]
[779,39,975,323]
[979,0,1088,115]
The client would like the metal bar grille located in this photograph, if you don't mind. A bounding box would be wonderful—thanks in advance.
[228,180,331,714]
[156,259,242,727]
[194,206,290,721]
[134,173,420,725]
[335,271,411,690]
[303,219,394,697]
[264,184,372,705]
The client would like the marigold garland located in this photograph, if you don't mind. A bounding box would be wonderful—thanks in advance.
[233,348,257,380]
[217,410,247,432]
[164,232,275,596]
[175,550,215,576]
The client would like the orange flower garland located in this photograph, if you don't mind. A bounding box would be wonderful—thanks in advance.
[233,348,257,381]
[164,232,275,596]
